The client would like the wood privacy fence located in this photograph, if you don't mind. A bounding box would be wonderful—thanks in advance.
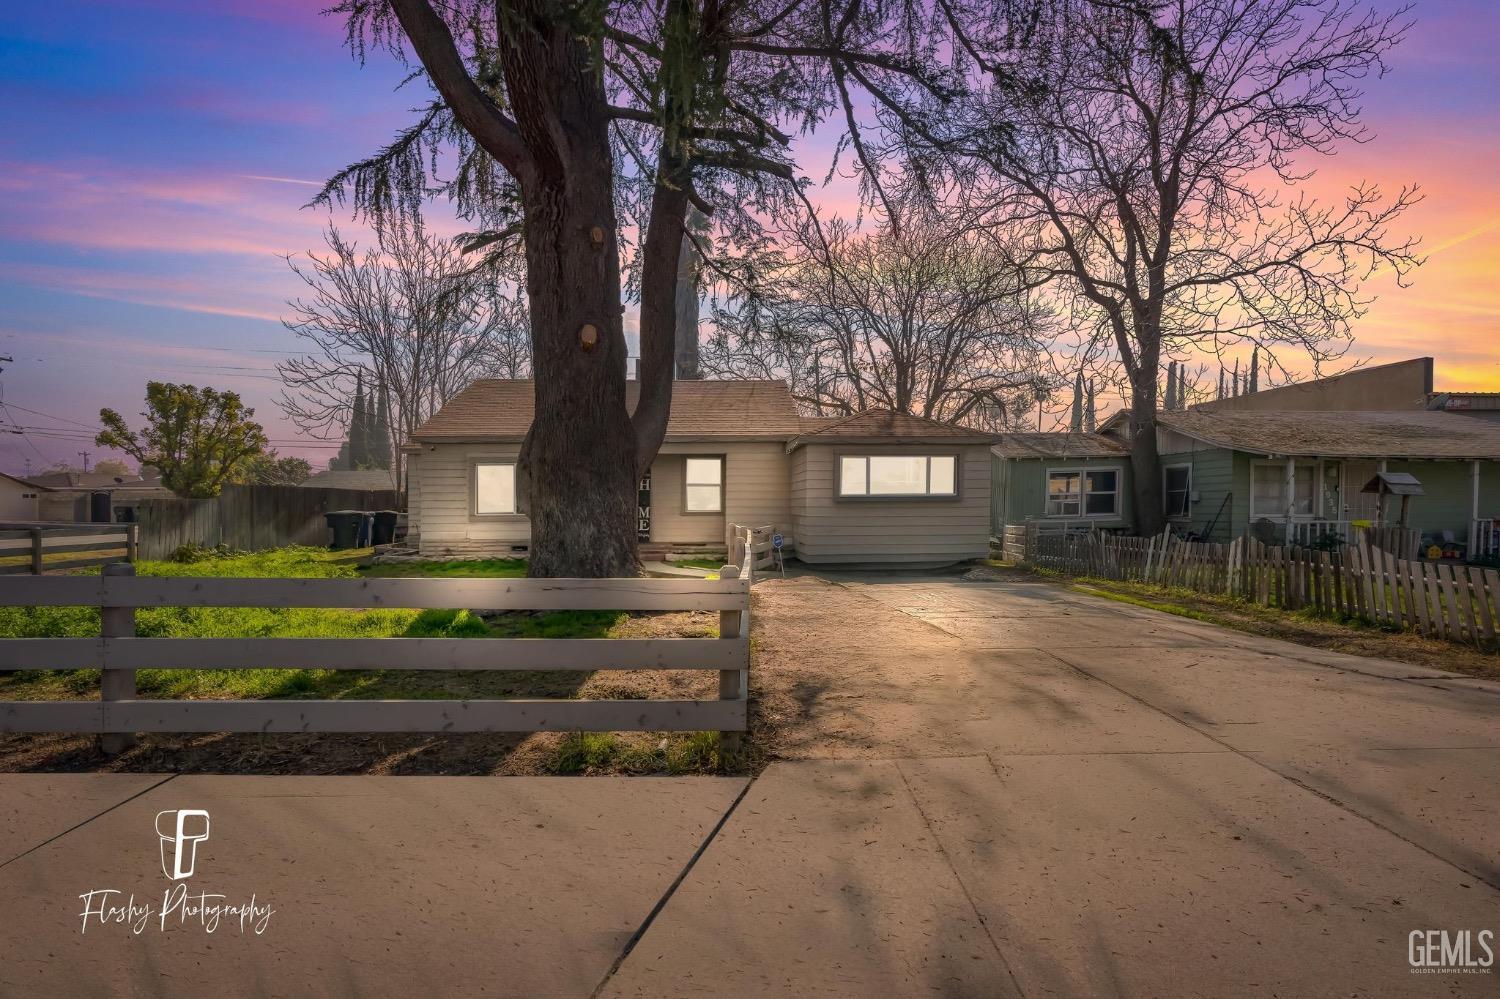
[0,564,750,750]
[1025,528,1500,649]
[134,484,403,560]
[0,523,136,575]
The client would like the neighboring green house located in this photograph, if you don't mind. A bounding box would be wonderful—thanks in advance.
[994,409,1500,556]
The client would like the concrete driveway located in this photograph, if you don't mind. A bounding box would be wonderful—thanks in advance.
[611,570,1500,997]
[2,569,1496,997]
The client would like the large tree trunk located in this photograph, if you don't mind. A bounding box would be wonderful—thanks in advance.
[507,11,638,578]
[1128,365,1165,537]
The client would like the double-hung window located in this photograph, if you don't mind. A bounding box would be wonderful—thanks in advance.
[684,457,723,513]
[1163,465,1192,519]
[473,461,517,515]
[838,455,958,498]
[1047,467,1119,517]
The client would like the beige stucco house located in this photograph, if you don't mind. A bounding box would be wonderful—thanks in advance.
[404,379,995,567]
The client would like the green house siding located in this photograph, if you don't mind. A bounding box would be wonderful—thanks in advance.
[992,455,1132,531]
[1157,447,1238,542]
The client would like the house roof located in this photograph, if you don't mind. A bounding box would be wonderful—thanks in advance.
[0,471,48,491]
[300,469,401,491]
[410,379,805,443]
[27,471,162,491]
[786,409,996,451]
[991,432,1130,460]
[1159,409,1500,459]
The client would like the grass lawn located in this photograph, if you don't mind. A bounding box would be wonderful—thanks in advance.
[0,546,735,775]
[670,557,727,570]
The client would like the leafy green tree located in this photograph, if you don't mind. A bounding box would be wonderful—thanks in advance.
[236,452,315,486]
[96,383,270,498]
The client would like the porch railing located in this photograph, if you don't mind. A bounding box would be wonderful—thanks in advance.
[1471,519,1500,560]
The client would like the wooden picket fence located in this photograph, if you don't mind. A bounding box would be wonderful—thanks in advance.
[1025,527,1500,649]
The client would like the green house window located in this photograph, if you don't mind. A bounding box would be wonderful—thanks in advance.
[1047,467,1118,517]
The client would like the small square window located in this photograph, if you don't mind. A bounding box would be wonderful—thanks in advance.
[684,458,723,512]
[474,463,516,515]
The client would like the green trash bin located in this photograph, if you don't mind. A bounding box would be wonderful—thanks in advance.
[325,510,364,550]
[371,510,400,546]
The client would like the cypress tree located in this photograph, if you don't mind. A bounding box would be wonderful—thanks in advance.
[349,372,369,469]
[370,382,393,470]
[1069,370,1084,432]
[1165,362,1177,411]
[1249,347,1260,393]
[1084,378,1097,432]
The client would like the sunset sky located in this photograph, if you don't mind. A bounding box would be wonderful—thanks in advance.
[1,0,1496,474]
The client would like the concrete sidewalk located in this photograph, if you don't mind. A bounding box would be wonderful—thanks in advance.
[0,774,745,998]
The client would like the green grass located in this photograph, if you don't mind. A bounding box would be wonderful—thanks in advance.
[0,547,610,701]
[549,730,726,775]
[670,557,726,570]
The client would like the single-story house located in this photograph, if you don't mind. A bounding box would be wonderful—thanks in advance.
[25,471,175,523]
[993,408,1500,553]
[0,472,49,521]
[404,379,995,567]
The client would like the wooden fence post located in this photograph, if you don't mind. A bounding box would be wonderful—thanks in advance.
[100,562,137,755]
[718,564,745,755]
[126,523,139,563]
[30,528,43,576]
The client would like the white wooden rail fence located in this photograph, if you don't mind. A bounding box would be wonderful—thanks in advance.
[0,564,750,751]
[728,524,781,582]
[0,522,137,575]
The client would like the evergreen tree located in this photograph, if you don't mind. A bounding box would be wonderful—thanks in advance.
[1084,379,1097,432]
[349,372,369,469]
[1249,347,1260,393]
[370,382,393,470]
[1069,370,1084,432]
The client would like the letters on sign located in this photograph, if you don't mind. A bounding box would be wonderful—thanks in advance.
[637,470,651,541]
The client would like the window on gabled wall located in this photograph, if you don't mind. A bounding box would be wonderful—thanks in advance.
[684,457,723,513]
[473,462,517,515]
[838,455,958,497]
[1047,467,1119,517]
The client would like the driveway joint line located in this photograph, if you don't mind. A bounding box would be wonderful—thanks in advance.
[1046,650,1500,894]
[893,758,1028,999]
[0,772,178,871]
[589,776,755,999]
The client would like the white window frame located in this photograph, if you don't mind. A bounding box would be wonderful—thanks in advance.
[682,456,725,514]
[836,454,960,499]
[1249,460,1324,521]
[1163,463,1192,520]
[1046,465,1121,519]
[471,460,519,518]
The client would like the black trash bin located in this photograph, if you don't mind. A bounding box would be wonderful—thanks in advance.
[371,510,400,546]
[325,510,364,550]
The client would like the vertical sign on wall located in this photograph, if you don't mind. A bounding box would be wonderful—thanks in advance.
[637,469,651,541]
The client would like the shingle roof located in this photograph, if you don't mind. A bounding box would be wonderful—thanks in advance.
[410,379,804,442]
[1160,409,1500,459]
[787,409,996,450]
[991,432,1130,459]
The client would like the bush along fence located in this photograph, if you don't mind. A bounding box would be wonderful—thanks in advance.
[0,564,751,753]
[0,523,137,575]
[1024,527,1500,650]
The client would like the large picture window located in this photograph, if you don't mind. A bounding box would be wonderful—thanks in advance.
[1163,464,1192,519]
[473,462,517,515]
[1046,467,1119,518]
[684,457,723,513]
[838,455,958,497]
[1250,462,1316,519]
